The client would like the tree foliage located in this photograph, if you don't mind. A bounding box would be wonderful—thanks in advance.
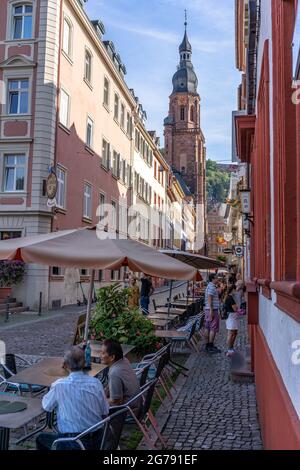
[206,159,230,210]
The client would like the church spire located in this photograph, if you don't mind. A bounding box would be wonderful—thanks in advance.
[179,10,192,57]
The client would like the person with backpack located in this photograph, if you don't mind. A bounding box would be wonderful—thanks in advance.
[224,284,239,357]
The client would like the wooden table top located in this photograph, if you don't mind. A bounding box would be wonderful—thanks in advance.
[10,358,106,388]
[148,314,179,321]
[154,330,189,339]
[155,308,186,315]
[172,299,195,304]
[0,393,43,430]
[150,319,172,327]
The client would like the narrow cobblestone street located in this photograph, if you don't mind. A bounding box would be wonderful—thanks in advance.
[161,318,263,450]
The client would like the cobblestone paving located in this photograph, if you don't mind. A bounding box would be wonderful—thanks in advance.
[162,318,264,450]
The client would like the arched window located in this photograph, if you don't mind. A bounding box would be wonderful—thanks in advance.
[12,3,33,39]
[183,53,186,60]
[180,107,185,121]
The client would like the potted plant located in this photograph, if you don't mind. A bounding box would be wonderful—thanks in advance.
[90,284,162,357]
[0,260,25,299]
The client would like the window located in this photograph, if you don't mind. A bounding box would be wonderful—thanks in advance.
[84,49,92,83]
[62,18,71,56]
[126,112,131,136]
[114,93,119,121]
[3,154,25,192]
[180,107,185,121]
[102,138,109,168]
[59,89,69,127]
[190,106,194,122]
[86,117,93,148]
[112,150,119,176]
[111,200,117,230]
[0,231,22,240]
[8,79,29,114]
[56,167,66,209]
[52,267,64,276]
[103,76,110,107]
[13,4,33,39]
[83,183,92,219]
[120,103,125,129]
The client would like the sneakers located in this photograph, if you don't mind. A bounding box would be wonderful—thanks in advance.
[205,343,222,354]
[226,349,235,357]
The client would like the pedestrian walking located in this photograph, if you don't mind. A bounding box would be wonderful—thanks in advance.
[128,277,140,309]
[224,284,239,356]
[140,273,154,316]
[204,273,221,353]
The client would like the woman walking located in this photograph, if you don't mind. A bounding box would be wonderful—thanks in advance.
[224,284,239,356]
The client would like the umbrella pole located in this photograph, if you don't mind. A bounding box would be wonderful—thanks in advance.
[84,269,95,342]
[186,281,189,306]
[167,280,173,317]
[192,281,195,301]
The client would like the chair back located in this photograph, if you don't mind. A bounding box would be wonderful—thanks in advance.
[188,321,197,340]
[154,352,169,380]
[102,408,127,450]
[152,299,157,311]
[136,363,151,387]
[141,379,157,418]
[2,354,17,379]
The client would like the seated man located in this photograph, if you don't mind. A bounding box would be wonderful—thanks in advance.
[36,346,109,451]
[100,339,141,412]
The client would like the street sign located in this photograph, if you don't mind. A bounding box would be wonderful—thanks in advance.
[234,245,244,258]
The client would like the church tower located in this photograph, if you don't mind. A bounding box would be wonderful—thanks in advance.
[164,18,206,211]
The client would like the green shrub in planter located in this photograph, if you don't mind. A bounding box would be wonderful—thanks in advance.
[0,261,25,287]
[90,284,162,356]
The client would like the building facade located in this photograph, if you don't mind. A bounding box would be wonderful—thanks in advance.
[0,0,196,309]
[235,0,300,449]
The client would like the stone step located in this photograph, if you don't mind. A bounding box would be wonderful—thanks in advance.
[0,302,22,311]
[230,351,255,383]
[0,305,29,315]
[0,298,16,304]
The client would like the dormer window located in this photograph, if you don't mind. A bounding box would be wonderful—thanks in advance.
[13,4,33,39]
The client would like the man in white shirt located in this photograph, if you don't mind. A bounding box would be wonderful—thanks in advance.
[36,346,109,450]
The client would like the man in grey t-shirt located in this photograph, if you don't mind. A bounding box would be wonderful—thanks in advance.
[100,339,141,410]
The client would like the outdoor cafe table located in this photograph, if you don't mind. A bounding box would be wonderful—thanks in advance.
[0,393,44,450]
[148,314,179,321]
[9,357,106,389]
[150,318,172,330]
[155,307,187,316]
[90,342,135,361]
[154,330,189,340]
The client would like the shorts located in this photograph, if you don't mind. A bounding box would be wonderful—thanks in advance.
[226,312,239,331]
[204,309,220,333]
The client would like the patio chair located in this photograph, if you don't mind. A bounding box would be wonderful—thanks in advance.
[111,379,166,450]
[1,354,45,396]
[51,407,128,450]
[170,320,199,354]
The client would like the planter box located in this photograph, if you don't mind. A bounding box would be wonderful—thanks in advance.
[0,287,12,299]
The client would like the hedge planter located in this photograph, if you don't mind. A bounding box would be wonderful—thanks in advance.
[0,287,12,299]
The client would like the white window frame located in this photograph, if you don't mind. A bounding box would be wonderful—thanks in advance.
[111,199,117,231]
[114,92,119,121]
[103,76,110,108]
[101,137,110,169]
[62,16,72,59]
[59,87,70,128]
[56,166,66,209]
[84,48,92,84]
[83,183,92,220]
[7,78,29,115]
[120,102,125,129]
[86,116,94,148]
[3,153,26,192]
[11,2,33,40]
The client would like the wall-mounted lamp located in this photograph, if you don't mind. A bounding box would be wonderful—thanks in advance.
[240,188,254,225]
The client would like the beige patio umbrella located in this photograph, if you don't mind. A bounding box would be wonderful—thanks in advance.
[0,227,198,340]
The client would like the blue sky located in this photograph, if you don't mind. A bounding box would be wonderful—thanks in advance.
[86,0,240,162]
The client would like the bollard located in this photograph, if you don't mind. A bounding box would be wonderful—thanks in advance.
[5,296,10,322]
[38,292,42,316]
